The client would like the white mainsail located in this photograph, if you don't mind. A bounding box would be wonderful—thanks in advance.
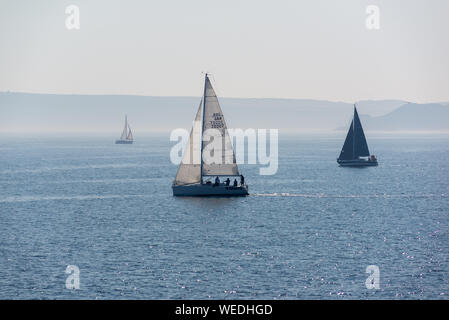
[201,76,239,176]
[173,101,203,185]
[120,116,128,140]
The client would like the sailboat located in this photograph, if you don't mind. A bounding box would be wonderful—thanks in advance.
[172,74,249,196]
[337,104,378,167]
[115,115,134,144]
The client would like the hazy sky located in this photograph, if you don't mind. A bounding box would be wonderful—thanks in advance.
[1,0,448,103]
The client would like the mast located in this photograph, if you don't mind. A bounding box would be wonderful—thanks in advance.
[200,73,207,184]
[353,105,356,158]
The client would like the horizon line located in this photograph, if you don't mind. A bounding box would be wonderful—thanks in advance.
[1,130,449,135]
[2,90,449,106]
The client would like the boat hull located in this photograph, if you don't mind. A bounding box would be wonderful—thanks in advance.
[172,183,249,197]
[337,159,378,167]
[115,140,133,144]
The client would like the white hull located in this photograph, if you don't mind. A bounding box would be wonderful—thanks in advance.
[172,183,249,197]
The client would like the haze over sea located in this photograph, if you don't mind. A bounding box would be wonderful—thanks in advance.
[0,133,448,299]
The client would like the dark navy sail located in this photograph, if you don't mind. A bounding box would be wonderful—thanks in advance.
[353,107,370,157]
[338,106,370,160]
[338,120,354,160]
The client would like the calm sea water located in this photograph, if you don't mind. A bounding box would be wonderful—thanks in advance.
[0,133,448,299]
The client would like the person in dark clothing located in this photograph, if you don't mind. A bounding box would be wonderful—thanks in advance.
[215,176,220,186]
[240,175,245,186]
[233,179,238,187]
[225,178,230,186]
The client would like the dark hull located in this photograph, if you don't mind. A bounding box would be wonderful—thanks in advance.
[172,183,249,197]
[115,140,133,144]
[337,159,378,167]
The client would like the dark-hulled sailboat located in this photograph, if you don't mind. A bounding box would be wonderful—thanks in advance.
[172,74,248,196]
[337,105,378,167]
[115,115,133,144]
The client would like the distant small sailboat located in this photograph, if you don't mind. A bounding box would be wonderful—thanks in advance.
[115,115,134,144]
[337,104,378,167]
[172,74,249,196]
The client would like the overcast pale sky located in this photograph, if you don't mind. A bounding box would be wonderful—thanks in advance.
[0,0,448,103]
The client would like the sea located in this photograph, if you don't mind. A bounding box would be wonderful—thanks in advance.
[0,133,448,299]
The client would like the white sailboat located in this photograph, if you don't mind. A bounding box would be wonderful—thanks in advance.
[115,115,134,144]
[172,74,249,196]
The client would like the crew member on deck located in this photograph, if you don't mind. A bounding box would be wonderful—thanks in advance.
[233,179,238,187]
[240,175,245,186]
[225,178,230,186]
[215,176,220,186]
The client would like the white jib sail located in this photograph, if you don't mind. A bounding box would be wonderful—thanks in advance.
[201,76,239,176]
[127,125,133,140]
[174,101,203,185]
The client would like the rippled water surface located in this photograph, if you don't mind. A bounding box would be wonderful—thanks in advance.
[0,134,448,299]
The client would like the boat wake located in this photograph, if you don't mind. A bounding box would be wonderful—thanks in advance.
[253,193,447,199]
[2,192,446,203]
